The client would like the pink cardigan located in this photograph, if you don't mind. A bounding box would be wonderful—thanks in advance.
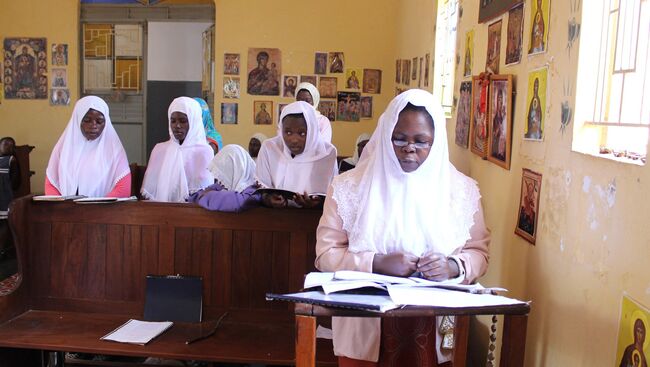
[44,174,132,198]
[314,185,490,361]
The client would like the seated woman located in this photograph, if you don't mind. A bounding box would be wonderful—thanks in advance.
[188,144,261,212]
[256,101,337,209]
[248,133,267,162]
[295,82,333,142]
[141,97,213,202]
[338,133,370,173]
[194,97,223,154]
[45,96,131,197]
[315,89,489,366]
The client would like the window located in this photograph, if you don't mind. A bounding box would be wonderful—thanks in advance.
[433,0,459,117]
[573,0,650,164]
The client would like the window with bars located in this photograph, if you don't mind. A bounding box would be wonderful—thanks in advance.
[433,0,459,117]
[573,0,650,164]
[82,23,144,93]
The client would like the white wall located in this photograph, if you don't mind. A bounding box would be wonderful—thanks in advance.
[147,22,213,81]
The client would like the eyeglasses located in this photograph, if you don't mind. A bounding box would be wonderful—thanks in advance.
[391,139,432,149]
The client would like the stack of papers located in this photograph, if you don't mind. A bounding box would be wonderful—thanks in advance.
[101,319,173,345]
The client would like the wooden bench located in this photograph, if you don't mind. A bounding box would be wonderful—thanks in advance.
[0,196,336,366]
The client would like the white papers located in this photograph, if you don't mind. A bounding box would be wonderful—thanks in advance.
[32,195,85,201]
[101,319,173,345]
[387,286,527,308]
[316,325,333,340]
[74,196,138,204]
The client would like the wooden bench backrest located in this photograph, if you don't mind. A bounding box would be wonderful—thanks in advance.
[4,197,321,320]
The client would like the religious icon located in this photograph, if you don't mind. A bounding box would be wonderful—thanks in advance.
[424,53,430,87]
[51,68,67,88]
[411,57,418,80]
[282,75,298,97]
[463,30,474,77]
[314,52,327,75]
[247,48,281,96]
[402,59,410,86]
[616,295,650,367]
[395,59,401,84]
[318,100,337,121]
[487,75,513,170]
[300,75,317,86]
[455,81,472,148]
[469,76,489,158]
[329,52,344,73]
[253,101,273,125]
[319,77,338,99]
[345,68,362,90]
[528,0,550,55]
[223,77,240,99]
[223,53,240,75]
[221,103,238,124]
[336,91,360,122]
[360,96,373,119]
[51,43,68,66]
[486,20,502,74]
[278,103,288,122]
[49,88,70,106]
[3,37,48,99]
[363,69,382,94]
[515,168,542,244]
[478,0,524,23]
[505,3,524,65]
[525,67,547,141]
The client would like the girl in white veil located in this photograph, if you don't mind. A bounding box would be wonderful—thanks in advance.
[45,96,130,197]
[315,89,490,365]
[141,97,213,202]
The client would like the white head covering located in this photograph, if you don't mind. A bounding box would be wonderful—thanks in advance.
[295,82,320,108]
[255,101,337,194]
[141,97,214,202]
[207,144,256,192]
[295,82,333,142]
[332,89,481,256]
[46,96,130,197]
[342,133,371,167]
[250,133,268,144]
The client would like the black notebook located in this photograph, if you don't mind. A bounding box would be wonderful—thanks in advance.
[144,275,203,323]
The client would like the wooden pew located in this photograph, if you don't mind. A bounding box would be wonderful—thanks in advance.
[0,196,336,366]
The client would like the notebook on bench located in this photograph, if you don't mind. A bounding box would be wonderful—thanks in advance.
[143,275,203,323]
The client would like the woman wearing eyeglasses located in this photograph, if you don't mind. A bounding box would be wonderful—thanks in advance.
[315,89,490,366]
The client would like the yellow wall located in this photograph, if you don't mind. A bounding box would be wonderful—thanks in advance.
[443,0,650,365]
[0,0,80,193]
[213,0,399,157]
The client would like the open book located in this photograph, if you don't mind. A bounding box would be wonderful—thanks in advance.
[267,271,526,312]
[100,319,173,345]
[303,271,506,295]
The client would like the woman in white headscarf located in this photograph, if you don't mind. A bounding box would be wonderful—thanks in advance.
[315,89,490,366]
[295,82,333,142]
[141,97,213,202]
[256,101,337,208]
[338,133,371,173]
[188,144,261,212]
[45,96,131,197]
[248,132,268,162]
